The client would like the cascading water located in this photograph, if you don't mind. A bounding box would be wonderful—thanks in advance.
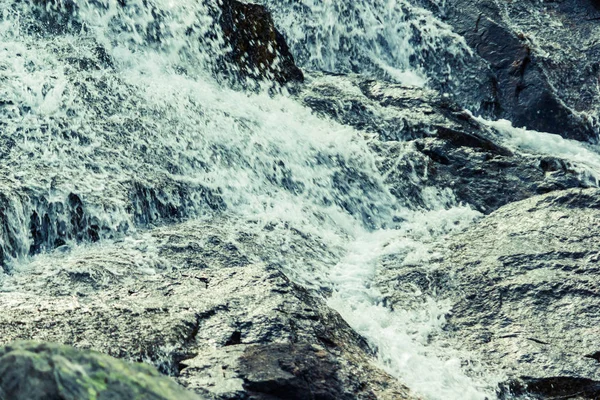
[3,1,600,399]
[260,0,464,76]
[255,0,497,113]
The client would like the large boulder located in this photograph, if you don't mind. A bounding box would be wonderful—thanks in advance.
[418,0,599,142]
[377,188,600,398]
[0,218,413,400]
[0,341,199,400]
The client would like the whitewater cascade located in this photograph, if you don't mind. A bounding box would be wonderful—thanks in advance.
[2,1,600,399]
[258,0,467,84]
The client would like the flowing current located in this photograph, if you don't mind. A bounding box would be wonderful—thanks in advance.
[2,1,600,399]
[257,0,468,85]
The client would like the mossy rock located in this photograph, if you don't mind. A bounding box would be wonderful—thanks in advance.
[0,341,200,400]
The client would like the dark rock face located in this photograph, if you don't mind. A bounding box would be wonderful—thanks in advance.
[218,0,304,87]
[0,219,413,400]
[237,343,349,400]
[418,0,599,142]
[300,74,590,213]
[377,189,600,398]
[397,138,587,214]
[0,341,199,400]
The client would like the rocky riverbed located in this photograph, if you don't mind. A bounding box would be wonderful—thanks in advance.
[1,0,600,399]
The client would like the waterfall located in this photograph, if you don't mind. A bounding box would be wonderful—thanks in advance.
[3,1,600,399]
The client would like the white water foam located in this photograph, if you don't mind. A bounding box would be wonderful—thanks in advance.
[257,0,471,86]
[328,207,503,400]
[477,117,600,185]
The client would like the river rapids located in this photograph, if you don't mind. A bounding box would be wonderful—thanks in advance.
[1,1,599,399]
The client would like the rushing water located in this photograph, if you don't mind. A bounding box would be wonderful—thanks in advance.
[2,1,600,399]
[257,0,469,85]
[257,0,499,114]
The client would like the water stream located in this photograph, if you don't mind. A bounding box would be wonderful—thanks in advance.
[2,1,599,399]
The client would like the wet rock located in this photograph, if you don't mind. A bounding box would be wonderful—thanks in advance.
[418,0,599,142]
[512,376,600,400]
[0,341,199,400]
[218,0,304,87]
[300,74,589,213]
[0,219,413,400]
[378,189,600,398]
